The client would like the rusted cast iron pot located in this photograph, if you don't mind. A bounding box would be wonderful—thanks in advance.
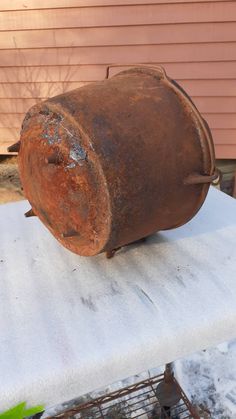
[17,66,217,256]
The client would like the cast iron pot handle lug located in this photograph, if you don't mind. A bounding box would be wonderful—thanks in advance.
[106,64,167,80]
[184,168,221,186]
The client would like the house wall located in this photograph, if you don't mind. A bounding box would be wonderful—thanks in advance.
[0,0,235,158]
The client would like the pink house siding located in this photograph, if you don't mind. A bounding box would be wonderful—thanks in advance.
[0,0,235,158]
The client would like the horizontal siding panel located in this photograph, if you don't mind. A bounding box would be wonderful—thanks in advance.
[0,43,235,66]
[0,62,235,83]
[108,61,236,79]
[0,82,91,98]
[0,96,235,114]
[204,114,236,129]
[215,144,236,158]
[1,3,236,31]
[194,97,236,113]
[0,0,232,12]
[180,79,236,96]
[0,65,106,82]
[212,129,236,144]
[0,114,24,128]
[0,80,235,98]
[0,99,37,113]
[1,22,236,49]
[0,127,20,141]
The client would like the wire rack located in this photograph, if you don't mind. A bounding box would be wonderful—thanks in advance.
[47,372,200,419]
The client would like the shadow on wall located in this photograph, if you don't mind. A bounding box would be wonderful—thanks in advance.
[0,36,77,146]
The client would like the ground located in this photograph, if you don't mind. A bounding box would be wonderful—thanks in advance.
[174,339,236,418]
[0,156,23,204]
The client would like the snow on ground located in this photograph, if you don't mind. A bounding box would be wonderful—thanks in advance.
[174,338,236,418]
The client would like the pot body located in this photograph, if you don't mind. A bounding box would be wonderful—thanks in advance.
[18,66,216,256]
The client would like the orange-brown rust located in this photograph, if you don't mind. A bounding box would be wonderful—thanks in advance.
[18,65,215,256]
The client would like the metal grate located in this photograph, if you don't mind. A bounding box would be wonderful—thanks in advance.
[47,372,200,419]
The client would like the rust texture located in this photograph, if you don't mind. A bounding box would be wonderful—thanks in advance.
[17,65,216,256]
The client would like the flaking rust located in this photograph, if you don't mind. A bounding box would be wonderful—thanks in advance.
[12,65,217,257]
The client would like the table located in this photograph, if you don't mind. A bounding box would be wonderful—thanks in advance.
[0,187,235,412]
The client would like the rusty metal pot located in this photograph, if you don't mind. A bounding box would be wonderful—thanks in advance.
[15,66,217,256]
